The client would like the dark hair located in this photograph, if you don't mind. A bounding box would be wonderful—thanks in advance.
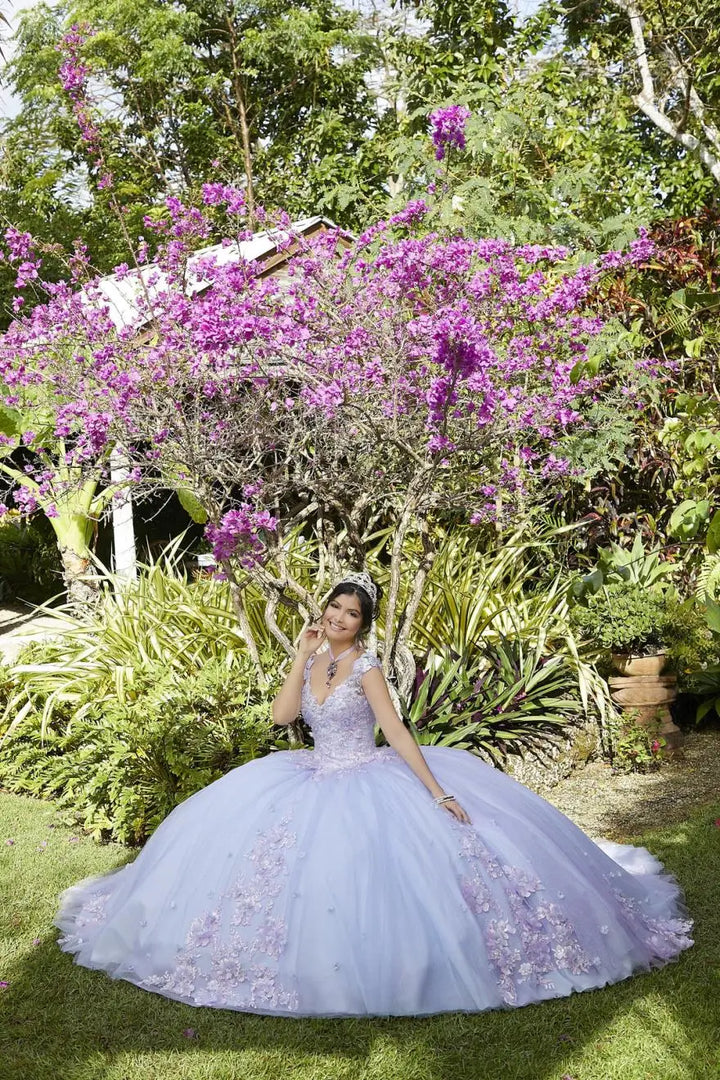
[324,578,382,636]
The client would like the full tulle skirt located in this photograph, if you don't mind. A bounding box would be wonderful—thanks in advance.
[55,746,693,1016]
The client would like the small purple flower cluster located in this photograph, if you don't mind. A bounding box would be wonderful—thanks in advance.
[201,183,247,215]
[57,26,114,191]
[429,106,471,160]
[205,505,279,566]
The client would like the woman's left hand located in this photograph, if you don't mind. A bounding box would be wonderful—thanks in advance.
[442,799,471,824]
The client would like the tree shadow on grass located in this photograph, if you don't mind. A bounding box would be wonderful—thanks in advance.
[1,810,718,1080]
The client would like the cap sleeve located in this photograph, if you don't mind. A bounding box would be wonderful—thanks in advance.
[356,652,381,677]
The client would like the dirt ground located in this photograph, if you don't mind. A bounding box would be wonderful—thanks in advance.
[542,728,720,840]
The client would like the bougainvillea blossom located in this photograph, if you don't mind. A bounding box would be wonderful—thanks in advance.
[429,105,471,160]
[0,187,655,572]
[57,25,114,190]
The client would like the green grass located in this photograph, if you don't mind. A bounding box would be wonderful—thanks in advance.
[1,791,719,1080]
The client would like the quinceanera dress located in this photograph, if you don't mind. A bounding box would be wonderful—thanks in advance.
[56,653,693,1016]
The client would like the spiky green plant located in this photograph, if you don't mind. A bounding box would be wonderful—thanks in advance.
[1,541,282,742]
[396,527,613,757]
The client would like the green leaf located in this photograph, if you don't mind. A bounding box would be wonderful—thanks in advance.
[671,498,699,525]
[177,487,208,525]
[707,510,720,554]
[704,595,720,635]
[695,697,717,723]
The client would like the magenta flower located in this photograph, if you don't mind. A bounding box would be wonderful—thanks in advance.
[429,105,471,160]
[206,505,278,565]
[56,26,115,193]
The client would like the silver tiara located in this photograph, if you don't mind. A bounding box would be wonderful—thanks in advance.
[335,570,377,606]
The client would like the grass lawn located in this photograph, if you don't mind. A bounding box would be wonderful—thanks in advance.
[1,790,719,1080]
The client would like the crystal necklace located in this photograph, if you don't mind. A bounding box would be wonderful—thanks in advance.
[325,643,358,687]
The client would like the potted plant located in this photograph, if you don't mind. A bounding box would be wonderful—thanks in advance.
[570,583,684,749]
[571,583,670,669]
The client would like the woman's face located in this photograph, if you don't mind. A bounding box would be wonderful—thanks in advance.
[322,592,363,646]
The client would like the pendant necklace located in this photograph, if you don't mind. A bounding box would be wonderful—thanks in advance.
[325,643,358,687]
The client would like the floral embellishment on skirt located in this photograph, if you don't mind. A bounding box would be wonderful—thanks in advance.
[140,811,300,1011]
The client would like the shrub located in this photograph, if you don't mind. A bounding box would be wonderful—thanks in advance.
[0,512,63,602]
[1,554,283,741]
[570,584,673,656]
[399,532,613,760]
[0,656,280,844]
[402,633,590,765]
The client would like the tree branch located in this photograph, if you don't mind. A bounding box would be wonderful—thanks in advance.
[611,0,720,183]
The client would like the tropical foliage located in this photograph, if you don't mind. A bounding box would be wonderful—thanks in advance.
[0,655,278,843]
[397,530,612,759]
[404,635,591,763]
[2,0,720,845]
[0,546,280,742]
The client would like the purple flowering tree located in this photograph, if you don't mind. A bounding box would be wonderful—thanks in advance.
[0,56,657,681]
[0,177,655,683]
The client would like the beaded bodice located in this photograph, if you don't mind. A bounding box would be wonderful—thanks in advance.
[302,652,384,770]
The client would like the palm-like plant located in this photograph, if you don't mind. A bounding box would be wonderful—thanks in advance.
[396,527,613,759]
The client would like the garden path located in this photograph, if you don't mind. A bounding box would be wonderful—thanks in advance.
[542,729,720,840]
[0,603,74,664]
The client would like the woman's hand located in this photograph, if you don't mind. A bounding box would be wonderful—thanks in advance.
[297,623,327,659]
[442,798,471,825]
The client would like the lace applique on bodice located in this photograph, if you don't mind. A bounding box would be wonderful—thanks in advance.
[301,652,391,773]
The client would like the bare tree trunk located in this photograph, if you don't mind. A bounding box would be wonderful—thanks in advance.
[612,0,720,184]
[383,500,415,680]
[223,565,266,682]
[264,590,294,657]
[60,547,99,608]
[395,522,437,655]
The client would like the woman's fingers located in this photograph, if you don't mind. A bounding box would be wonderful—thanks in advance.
[444,800,471,824]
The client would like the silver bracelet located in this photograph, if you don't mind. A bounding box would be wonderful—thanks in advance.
[433,794,455,806]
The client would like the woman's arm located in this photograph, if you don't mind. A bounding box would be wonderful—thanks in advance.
[270,653,310,726]
[271,624,326,725]
[362,667,470,824]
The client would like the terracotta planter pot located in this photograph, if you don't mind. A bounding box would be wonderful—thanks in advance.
[607,670,683,750]
[610,651,667,676]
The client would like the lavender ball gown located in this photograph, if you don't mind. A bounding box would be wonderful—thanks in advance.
[55,652,692,1016]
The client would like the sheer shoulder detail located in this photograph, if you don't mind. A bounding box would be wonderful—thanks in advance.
[355,652,381,677]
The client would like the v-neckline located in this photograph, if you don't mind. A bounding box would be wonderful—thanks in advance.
[307,652,365,707]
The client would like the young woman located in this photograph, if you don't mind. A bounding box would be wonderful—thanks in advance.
[56,571,692,1016]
